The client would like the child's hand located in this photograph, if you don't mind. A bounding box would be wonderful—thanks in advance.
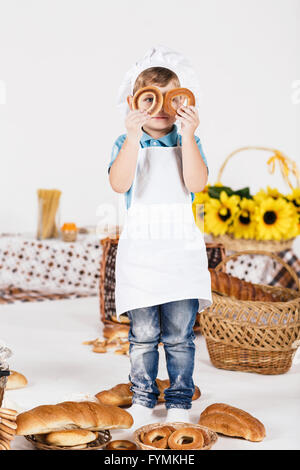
[125,110,151,142]
[176,105,200,138]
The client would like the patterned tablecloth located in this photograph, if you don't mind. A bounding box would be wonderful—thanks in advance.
[0,233,103,295]
[0,232,299,303]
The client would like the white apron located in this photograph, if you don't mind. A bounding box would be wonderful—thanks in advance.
[115,136,212,319]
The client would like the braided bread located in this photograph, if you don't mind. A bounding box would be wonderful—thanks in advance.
[209,269,281,302]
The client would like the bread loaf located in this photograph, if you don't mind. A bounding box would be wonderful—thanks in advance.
[44,429,97,446]
[209,269,280,302]
[198,403,266,442]
[95,379,200,406]
[16,401,133,436]
[6,371,28,390]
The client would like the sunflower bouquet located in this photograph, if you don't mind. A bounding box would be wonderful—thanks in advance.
[192,147,300,252]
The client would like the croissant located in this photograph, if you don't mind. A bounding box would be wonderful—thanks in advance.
[95,379,200,407]
[209,269,280,302]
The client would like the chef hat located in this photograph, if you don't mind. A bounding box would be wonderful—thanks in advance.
[116,44,202,119]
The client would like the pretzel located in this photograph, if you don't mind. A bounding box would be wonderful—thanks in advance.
[106,440,137,450]
[132,86,163,116]
[164,88,196,116]
[168,427,204,450]
[143,426,173,449]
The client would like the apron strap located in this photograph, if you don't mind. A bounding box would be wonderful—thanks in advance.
[177,135,181,147]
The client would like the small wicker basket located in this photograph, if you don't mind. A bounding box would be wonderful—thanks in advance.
[25,429,111,451]
[134,422,218,451]
[200,249,300,375]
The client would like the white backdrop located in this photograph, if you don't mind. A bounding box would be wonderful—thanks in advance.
[0,0,299,252]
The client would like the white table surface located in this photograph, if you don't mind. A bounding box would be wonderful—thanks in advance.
[1,296,300,450]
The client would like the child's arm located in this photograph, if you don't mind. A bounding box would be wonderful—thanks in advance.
[177,105,208,193]
[109,110,151,193]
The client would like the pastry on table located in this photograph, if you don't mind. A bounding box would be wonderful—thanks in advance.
[198,403,266,442]
[95,378,200,407]
[6,371,28,390]
[16,401,133,436]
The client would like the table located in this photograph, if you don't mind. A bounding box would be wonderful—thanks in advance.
[0,232,103,295]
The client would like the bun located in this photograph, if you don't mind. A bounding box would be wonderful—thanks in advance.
[44,429,97,446]
[95,379,200,407]
[96,383,132,407]
[209,269,280,301]
[16,401,133,436]
[132,86,163,116]
[164,88,196,116]
[6,371,28,390]
[198,403,266,442]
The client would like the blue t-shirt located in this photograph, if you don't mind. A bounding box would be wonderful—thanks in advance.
[108,124,209,209]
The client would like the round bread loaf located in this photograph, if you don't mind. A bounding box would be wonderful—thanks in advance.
[6,371,28,390]
[45,429,97,446]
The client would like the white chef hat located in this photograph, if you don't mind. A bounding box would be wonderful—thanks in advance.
[116,44,202,119]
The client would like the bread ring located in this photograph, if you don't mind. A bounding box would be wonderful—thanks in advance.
[143,426,173,449]
[132,86,163,116]
[168,427,204,450]
[106,440,137,450]
[164,88,196,116]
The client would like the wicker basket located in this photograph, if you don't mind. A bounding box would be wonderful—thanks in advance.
[210,146,299,253]
[134,421,218,451]
[200,249,300,375]
[25,429,111,451]
[99,236,226,330]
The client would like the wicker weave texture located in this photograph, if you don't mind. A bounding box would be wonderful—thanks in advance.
[200,250,300,375]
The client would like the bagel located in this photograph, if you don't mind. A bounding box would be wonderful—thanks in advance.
[132,86,163,116]
[168,427,204,450]
[164,88,196,116]
[143,426,173,449]
[106,440,137,450]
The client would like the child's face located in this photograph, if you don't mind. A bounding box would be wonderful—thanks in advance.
[128,81,180,133]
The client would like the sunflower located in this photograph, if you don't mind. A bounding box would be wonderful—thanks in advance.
[254,186,285,203]
[192,191,210,229]
[286,188,300,208]
[286,188,300,236]
[255,197,297,240]
[229,198,257,239]
[205,191,240,235]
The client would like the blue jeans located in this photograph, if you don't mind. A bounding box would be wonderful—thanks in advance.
[127,298,199,410]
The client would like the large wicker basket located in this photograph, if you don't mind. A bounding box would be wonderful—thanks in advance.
[99,236,226,330]
[199,250,300,375]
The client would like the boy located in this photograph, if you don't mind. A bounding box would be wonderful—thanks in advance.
[108,66,212,427]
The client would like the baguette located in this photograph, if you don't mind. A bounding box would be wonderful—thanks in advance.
[198,403,266,442]
[209,269,280,302]
[95,379,200,407]
[16,401,133,436]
